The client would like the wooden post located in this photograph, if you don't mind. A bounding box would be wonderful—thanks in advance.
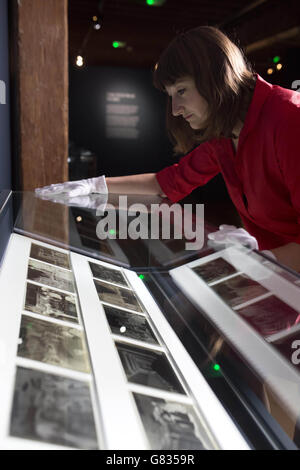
[15,0,68,190]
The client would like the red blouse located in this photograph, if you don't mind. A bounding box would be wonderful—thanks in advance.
[156,75,300,250]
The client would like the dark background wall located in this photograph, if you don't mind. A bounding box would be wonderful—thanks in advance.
[0,0,11,190]
[69,66,175,177]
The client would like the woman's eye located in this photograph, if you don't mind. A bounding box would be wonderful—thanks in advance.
[177,88,186,96]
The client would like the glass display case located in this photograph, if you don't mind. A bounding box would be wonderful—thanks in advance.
[1,191,300,450]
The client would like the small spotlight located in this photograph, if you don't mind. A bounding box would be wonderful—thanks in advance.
[276,63,283,70]
[93,15,98,21]
[94,23,101,30]
[267,68,274,75]
[76,55,84,67]
[76,216,82,222]
[154,62,158,71]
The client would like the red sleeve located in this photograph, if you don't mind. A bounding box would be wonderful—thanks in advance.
[155,141,220,203]
[276,96,300,243]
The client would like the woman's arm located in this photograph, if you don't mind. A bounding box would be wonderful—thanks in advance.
[35,173,166,198]
[106,173,166,196]
[271,243,300,273]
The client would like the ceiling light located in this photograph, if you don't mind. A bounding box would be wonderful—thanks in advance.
[112,41,126,49]
[145,0,167,5]
[76,55,84,67]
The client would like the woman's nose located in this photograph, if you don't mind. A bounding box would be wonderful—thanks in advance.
[172,97,183,117]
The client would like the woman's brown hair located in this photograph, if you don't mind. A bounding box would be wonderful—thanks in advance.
[153,26,256,155]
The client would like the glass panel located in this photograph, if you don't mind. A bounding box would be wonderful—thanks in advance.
[7,191,300,448]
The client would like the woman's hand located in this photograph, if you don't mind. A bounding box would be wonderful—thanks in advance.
[208,224,259,250]
[35,175,107,197]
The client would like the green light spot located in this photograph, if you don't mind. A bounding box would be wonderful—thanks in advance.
[146,0,155,5]
[112,41,127,49]
[109,229,116,235]
[273,56,280,64]
[213,364,220,371]
[139,274,145,280]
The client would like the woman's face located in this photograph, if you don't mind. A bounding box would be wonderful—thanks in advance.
[165,76,208,129]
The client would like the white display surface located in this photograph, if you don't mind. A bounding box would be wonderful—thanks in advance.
[0,234,250,450]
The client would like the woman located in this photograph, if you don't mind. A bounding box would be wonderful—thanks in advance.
[36,26,300,270]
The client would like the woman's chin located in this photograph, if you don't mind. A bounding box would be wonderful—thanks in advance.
[189,122,200,130]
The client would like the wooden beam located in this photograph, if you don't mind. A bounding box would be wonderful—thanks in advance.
[16,0,68,190]
[245,26,300,53]
[217,0,269,28]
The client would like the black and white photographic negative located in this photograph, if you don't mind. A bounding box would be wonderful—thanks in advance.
[193,258,237,284]
[18,316,90,373]
[81,235,115,255]
[237,295,300,337]
[116,342,185,394]
[30,243,71,270]
[95,280,144,312]
[102,305,159,344]
[27,259,75,293]
[162,238,188,254]
[10,367,98,449]
[211,274,268,308]
[134,393,213,450]
[89,262,129,287]
[25,282,79,323]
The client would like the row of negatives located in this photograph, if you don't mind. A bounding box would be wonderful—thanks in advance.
[10,242,214,450]
[10,243,99,450]
[192,257,300,338]
[90,261,216,450]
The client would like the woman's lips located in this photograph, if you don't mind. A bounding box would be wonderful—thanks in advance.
[184,114,193,120]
